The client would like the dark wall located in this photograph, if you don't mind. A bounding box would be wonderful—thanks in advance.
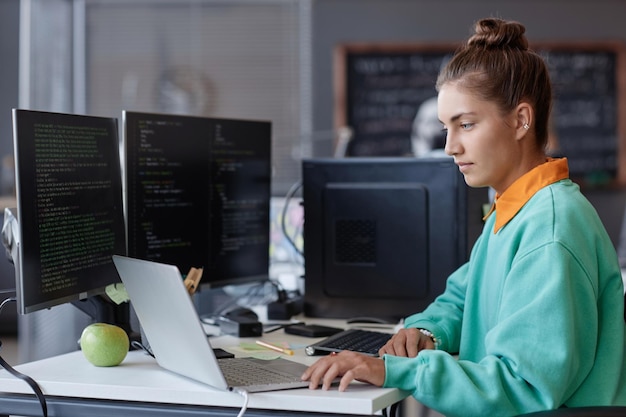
[312,0,626,138]
[584,188,626,250]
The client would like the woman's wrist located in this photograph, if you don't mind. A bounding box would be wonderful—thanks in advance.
[418,328,440,349]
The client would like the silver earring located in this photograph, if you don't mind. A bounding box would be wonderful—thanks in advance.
[523,123,530,130]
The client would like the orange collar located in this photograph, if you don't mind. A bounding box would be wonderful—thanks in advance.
[484,158,570,233]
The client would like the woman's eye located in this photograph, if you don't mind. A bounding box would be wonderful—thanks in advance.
[460,123,473,130]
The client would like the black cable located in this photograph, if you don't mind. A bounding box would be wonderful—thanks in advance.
[210,280,275,319]
[131,340,155,358]
[390,401,400,417]
[0,348,48,417]
[269,279,287,301]
[382,401,400,417]
[280,180,304,258]
[0,295,16,314]
[0,297,48,417]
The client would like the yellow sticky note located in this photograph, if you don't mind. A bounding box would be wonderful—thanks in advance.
[233,342,281,360]
[105,283,130,305]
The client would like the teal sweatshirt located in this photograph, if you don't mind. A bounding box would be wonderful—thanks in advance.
[383,177,626,416]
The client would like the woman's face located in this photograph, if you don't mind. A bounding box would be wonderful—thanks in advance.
[438,83,522,194]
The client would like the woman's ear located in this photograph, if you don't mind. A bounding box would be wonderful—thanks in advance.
[516,102,533,140]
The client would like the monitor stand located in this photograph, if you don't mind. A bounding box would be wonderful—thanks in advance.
[72,296,140,343]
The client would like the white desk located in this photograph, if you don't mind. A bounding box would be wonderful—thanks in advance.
[0,322,409,417]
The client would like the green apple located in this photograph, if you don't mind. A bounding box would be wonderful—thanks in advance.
[80,323,129,367]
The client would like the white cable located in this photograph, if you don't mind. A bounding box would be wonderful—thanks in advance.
[230,387,249,417]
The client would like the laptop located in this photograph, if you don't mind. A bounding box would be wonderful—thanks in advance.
[112,255,311,392]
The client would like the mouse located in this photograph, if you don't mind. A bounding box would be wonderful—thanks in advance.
[222,307,259,321]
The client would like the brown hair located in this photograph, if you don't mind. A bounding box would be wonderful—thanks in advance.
[436,18,552,150]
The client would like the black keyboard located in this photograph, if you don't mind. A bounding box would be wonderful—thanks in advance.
[305,328,392,357]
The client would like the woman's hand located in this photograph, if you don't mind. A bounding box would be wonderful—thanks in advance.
[378,328,434,357]
[301,350,386,392]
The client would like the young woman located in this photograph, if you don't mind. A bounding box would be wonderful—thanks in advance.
[301,18,626,416]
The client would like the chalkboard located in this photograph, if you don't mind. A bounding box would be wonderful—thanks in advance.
[334,42,626,186]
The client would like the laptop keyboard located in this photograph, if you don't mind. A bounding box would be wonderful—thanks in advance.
[305,329,393,356]
[219,358,303,386]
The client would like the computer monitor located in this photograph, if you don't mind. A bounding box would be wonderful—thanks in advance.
[302,157,486,321]
[12,109,126,316]
[123,111,272,289]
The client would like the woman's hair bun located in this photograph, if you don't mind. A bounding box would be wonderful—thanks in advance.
[467,18,528,50]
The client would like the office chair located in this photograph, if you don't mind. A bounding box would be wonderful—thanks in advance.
[517,407,626,416]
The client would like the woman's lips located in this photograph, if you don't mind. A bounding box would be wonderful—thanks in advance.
[456,162,472,173]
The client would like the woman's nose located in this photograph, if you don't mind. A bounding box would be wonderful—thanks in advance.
[444,132,456,156]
